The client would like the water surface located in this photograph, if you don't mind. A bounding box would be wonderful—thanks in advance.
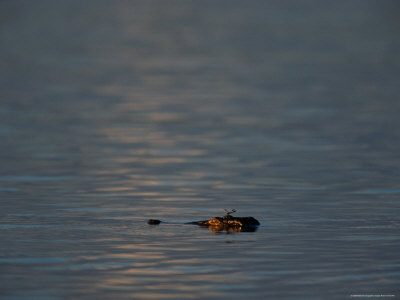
[1,1,400,299]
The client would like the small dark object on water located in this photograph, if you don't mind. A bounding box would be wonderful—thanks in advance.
[147,210,260,232]
[147,219,162,225]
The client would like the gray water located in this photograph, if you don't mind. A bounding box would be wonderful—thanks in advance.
[1,1,400,299]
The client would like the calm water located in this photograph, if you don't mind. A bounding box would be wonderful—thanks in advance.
[1,1,400,299]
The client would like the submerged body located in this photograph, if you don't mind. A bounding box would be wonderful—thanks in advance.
[147,214,260,232]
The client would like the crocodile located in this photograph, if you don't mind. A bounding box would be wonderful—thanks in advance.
[147,209,260,232]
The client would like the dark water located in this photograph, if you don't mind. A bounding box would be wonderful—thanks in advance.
[1,1,400,299]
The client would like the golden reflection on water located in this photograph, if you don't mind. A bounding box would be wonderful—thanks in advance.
[118,157,187,164]
[148,112,189,123]
[88,168,133,175]
[95,186,137,192]
[83,241,228,299]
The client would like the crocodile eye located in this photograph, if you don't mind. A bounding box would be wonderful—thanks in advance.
[147,219,161,225]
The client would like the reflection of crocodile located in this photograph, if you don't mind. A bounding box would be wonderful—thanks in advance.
[147,210,260,232]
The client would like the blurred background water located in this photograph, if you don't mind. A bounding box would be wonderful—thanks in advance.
[1,0,400,299]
